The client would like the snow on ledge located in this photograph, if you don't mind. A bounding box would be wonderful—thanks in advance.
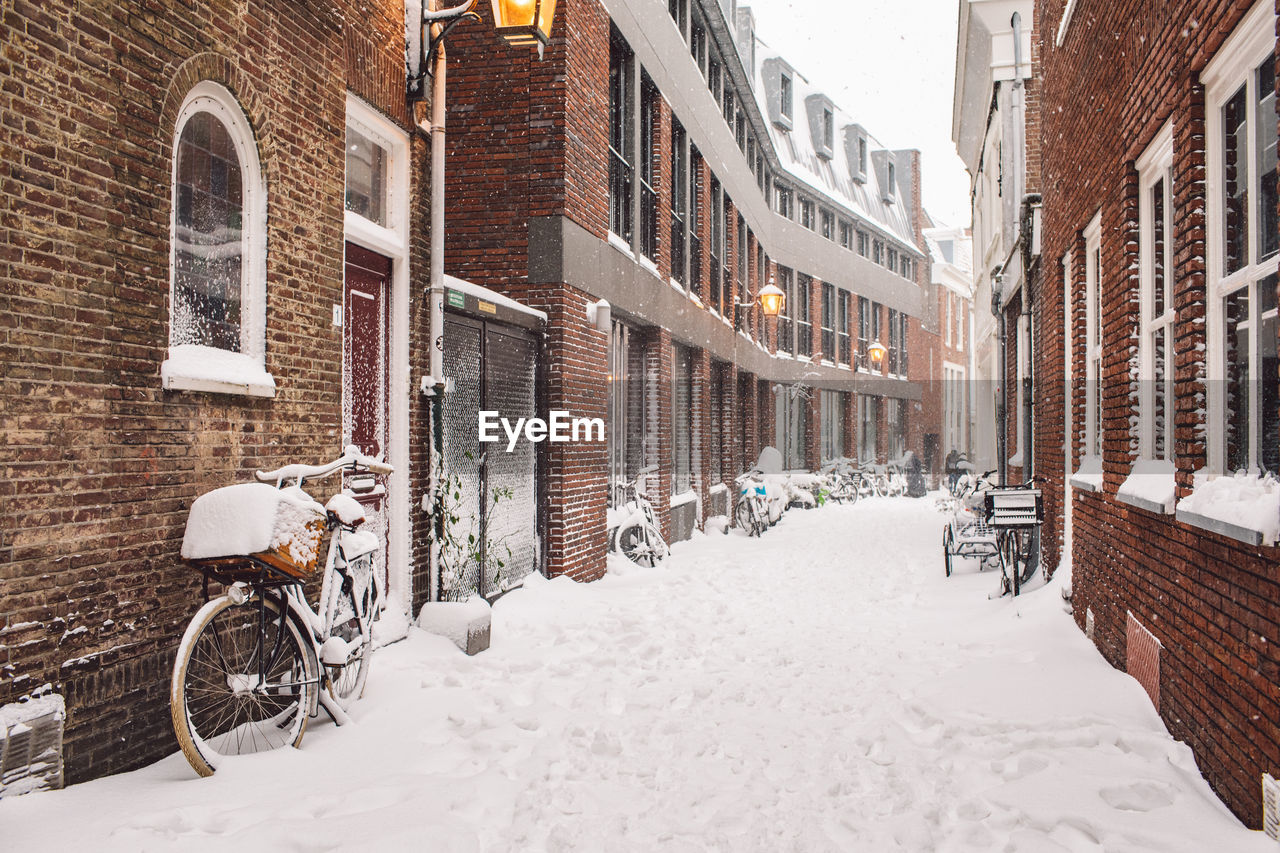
[444,275,548,321]
[670,490,698,509]
[1069,455,1103,492]
[1117,459,1176,514]
[162,344,276,398]
[1175,470,1280,547]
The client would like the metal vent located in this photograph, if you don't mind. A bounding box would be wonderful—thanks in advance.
[1264,774,1280,841]
[1085,606,1095,639]
[1126,611,1162,710]
[0,694,65,798]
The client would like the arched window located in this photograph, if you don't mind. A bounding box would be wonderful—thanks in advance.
[162,81,273,396]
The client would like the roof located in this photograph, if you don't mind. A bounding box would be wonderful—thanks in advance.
[750,40,921,252]
[923,224,974,296]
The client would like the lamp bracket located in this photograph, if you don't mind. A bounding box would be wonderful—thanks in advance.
[409,1,481,100]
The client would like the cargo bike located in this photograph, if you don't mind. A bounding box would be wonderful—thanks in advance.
[942,476,1044,597]
[170,446,392,776]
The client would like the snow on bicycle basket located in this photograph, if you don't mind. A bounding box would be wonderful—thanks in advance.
[181,483,327,579]
[983,487,1044,528]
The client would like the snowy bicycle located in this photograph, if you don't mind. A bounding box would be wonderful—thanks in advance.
[735,469,771,536]
[170,445,392,776]
[984,478,1044,598]
[608,465,669,567]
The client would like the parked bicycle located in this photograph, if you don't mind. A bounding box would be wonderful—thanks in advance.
[985,477,1045,597]
[735,469,771,536]
[608,465,669,567]
[818,457,860,505]
[171,445,392,776]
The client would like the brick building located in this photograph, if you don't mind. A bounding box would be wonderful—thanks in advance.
[0,0,433,786]
[1036,0,1280,827]
[441,0,945,581]
[924,225,976,462]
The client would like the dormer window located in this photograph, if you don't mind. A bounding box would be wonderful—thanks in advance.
[886,161,896,202]
[780,73,793,121]
[806,94,835,159]
[844,124,869,182]
[822,109,834,154]
[858,137,867,174]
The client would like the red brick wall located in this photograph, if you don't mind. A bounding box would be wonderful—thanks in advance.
[0,0,426,783]
[1038,0,1280,825]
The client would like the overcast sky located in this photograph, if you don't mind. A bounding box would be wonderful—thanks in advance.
[743,0,971,229]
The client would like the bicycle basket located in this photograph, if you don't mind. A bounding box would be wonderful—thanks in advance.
[983,488,1044,528]
[182,483,327,580]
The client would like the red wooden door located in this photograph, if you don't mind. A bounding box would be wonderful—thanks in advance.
[343,243,391,575]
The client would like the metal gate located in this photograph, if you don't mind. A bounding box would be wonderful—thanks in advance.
[441,312,539,601]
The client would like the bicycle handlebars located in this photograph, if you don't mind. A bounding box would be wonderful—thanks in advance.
[256,444,394,486]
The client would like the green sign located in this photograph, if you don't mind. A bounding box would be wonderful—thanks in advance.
[446,289,466,309]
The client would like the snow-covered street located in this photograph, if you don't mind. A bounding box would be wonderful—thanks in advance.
[1,497,1269,851]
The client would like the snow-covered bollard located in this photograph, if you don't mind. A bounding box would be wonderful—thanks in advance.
[417,597,491,656]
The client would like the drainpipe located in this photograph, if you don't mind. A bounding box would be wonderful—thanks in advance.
[993,269,1007,487]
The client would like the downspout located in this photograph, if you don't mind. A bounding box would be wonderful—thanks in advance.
[993,269,1007,487]
[1011,11,1028,483]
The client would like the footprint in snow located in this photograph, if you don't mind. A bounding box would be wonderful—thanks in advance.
[1099,780,1177,812]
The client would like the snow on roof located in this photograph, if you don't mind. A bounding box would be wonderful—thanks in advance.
[751,42,921,253]
[444,275,549,322]
[923,225,973,276]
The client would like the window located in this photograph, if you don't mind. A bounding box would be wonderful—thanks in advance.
[672,344,695,494]
[796,274,813,357]
[887,246,898,272]
[689,147,703,297]
[777,266,795,353]
[857,296,870,370]
[668,0,686,33]
[639,71,659,261]
[899,311,909,375]
[670,119,688,287]
[873,240,884,265]
[1205,10,1279,474]
[887,162,896,195]
[838,291,851,365]
[723,87,735,128]
[956,299,964,350]
[888,308,900,375]
[822,108,834,154]
[780,73,793,121]
[838,220,852,250]
[709,176,723,314]
[1138,124,1175,460]
[820,391,845,462]
[608,28,634,244]
[821,283,835,361]
[945,293,953,348]
[887,398,906,459]
[609,320,649,497]
[858,395,879,462]
[820,209,834,241]
[737,217,748,329]
[720,191,733,315]
[776,186,793,219]
[800,198,815,231]
[736,113,746,151]
[857,230,869,257]
[690,14,707,70]
[1083,213,1102,459]
[164,80,272,396]
[858,136,868,176]
[708,50,721,104]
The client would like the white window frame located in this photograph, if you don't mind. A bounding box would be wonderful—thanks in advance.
[162,80,272,397]
[1203,0,1278,475]
[945,292,953,347]
[1137,122,1175,461]
[956,298,964,351]
[1083,212,1103,460]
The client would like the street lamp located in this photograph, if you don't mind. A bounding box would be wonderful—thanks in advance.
[491,0,557,55]
[757,278,786,317]
[867,340,887,369]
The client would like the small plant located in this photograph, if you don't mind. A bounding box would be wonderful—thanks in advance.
[432,450,516,601]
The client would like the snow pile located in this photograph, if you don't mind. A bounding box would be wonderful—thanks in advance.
[416,596,491,654]
[1176,470,1280,544]
[181,482,326,566]
[161,344,275,394]
[2,501,1269,851]
[1118,458,1177,511]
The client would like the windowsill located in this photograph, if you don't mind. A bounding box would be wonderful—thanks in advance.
[1175,508,1268,547]
[639,255,659,277]
[607,231,635,257]
[669,277,685,292]
[1069,475,1101,493]
[670,490,698,509]
[162,345,276,398]
[1116,460,1176,514]
[1174,471,1280,547]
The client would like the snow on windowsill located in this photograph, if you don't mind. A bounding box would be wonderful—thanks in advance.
[1116,459,1176,514]
[1069,456,1103,492]
[607,231,635,258]
[639,255,660,278]
[162,344,276,398]
[670,490,699,509]
[1175,469,1280,547]
[709,483,729,495]
[669,277,686,292]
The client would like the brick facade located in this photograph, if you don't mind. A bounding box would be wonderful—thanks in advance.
[1036,0,1280,825]
[0,0,429,784]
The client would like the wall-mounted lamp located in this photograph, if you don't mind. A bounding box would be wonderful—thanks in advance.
[757,278,786,317]
[491,0,557,57]
[867,340,887,369]
[585,298,611,333]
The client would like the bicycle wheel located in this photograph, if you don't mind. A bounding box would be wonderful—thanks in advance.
[617,522,658,566]
[998,530,1020,596]
[943,526,954,577]
[323,554,376,710]
[171,591,316,777]
[736,496,758,536]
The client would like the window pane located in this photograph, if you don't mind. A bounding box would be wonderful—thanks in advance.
[1224,85,1249,275]
[1152,325,1167,458]
[345,125,386,226]
[1261,275,1279,473]
[1152,178,1166,317]
[1224,288,1250,471]
[174,111,243,351]
[1258,56,1278,261]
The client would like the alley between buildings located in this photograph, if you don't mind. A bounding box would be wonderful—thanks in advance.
[1,497,1268,851]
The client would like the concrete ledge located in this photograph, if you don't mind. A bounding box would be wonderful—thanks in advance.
[1175,508,1266,547]
[1116,491,1171,515]
[1068,475,1101,493]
